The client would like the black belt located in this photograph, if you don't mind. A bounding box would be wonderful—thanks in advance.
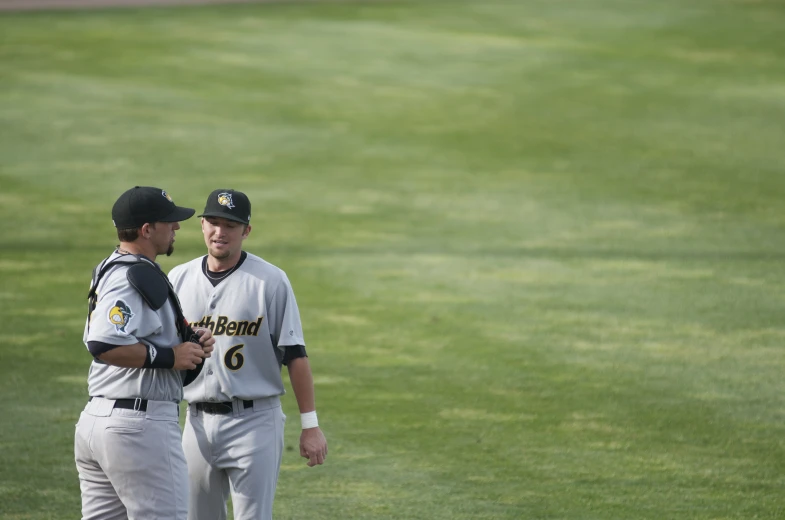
[195,400,254,415]
[88,397,148,411]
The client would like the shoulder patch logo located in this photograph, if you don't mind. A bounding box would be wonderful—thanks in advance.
[162,190,173,202]
[108,300,135,333]
[217,192,235,209]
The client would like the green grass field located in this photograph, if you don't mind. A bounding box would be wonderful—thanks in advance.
[2,0,785,518]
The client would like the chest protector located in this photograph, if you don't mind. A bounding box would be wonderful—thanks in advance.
[87,254,202,384]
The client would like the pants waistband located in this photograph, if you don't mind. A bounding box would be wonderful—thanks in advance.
[89,396,148,411]
[189,396,280,417]
[194,400,253,415]
[85,396,179,418]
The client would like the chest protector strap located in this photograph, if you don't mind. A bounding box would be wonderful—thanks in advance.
[86,254,197,343]
[87,256,145,332]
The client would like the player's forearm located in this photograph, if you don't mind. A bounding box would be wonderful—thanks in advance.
[97,343,147,368]
[287,357,316,413]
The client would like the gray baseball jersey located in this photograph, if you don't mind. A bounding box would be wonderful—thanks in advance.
[169,252,305,403]
[83,252,185,402]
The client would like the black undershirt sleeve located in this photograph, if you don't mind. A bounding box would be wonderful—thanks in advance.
[87,341,127,359]
[282,345,308,366]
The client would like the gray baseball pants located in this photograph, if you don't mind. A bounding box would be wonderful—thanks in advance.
[74,397,188,520]
[183,397,284,520]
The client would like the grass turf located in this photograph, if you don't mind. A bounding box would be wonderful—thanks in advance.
[2,0,785,518]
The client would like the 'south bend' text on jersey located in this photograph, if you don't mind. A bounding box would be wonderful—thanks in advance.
[189,315,264,337]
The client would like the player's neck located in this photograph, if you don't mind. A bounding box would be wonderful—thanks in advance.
[117,241,155,262]
[206,252,241,273]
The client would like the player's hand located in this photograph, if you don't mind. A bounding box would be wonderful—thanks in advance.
[300,427,327,467]
[193,327,215,357]
[172,341,206,370]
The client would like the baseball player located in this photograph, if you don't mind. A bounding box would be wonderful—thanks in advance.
[169,188,328,520]
[75,186,216,520]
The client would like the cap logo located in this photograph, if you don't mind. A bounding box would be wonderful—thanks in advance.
[162,190,173,202]
[217,192,235,209]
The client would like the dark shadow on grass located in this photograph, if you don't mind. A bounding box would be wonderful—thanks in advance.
[9,242,785,263]
[270,245,785,263]
[480,246,785,263]
[0,0,393,12]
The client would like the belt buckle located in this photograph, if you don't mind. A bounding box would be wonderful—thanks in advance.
[207,402,231,414]
[196,401,232,415]
[133,397,143,411]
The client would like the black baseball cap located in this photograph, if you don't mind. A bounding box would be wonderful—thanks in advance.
[198,189,251,225]
[112,186,195,229]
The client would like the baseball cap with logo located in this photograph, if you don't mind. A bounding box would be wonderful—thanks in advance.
[112,186,195,229]
[198,189,251,225]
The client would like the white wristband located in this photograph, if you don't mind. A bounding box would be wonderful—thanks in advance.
[300,411,318,429]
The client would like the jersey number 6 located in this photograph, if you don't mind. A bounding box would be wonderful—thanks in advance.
[224,344,245,371]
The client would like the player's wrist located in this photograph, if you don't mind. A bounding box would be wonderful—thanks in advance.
[143,344,175,369]
[300,411,319,429]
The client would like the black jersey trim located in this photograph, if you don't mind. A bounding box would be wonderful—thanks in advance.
[201,251,248,287]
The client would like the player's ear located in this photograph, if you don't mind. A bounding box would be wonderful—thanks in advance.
[242,224,251,238]
[140,223,151,239]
